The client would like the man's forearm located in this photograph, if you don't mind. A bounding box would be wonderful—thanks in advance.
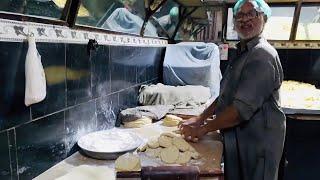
[199,100,217,121]
[203,105,240,132]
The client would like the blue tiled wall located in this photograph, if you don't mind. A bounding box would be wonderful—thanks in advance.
[0,41,164,179]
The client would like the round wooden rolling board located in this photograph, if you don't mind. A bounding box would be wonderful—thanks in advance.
[123,122,223,175]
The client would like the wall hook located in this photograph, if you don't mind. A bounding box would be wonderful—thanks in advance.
[87,39,99,57]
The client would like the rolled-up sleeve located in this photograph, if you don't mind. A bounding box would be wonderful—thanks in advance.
[233,51,276,121]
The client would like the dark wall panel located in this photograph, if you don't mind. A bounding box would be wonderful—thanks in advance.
[0,41,164,179]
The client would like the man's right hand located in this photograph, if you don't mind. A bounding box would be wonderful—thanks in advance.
[178,116,206,142]
[178,116,204,129]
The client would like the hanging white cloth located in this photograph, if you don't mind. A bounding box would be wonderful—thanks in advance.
[24,35,46,106]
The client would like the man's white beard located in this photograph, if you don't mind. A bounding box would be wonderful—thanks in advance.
[238,24,264,40]
[238,32,257,40]
[238,29,262,40]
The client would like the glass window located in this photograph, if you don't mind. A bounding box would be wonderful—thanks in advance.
[0,0,67,19]
[174,7,210,41]
[226,8,238,40]
[263,6,295,40]
[150,0,179,37]
[76,0,149,36]
[226,6,295,41]
[174,18,198,41]
[296,5,320,40]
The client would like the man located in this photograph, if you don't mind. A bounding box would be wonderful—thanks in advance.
[179,0,285,180]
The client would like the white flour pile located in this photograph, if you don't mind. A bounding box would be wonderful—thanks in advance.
[78,129,141,153]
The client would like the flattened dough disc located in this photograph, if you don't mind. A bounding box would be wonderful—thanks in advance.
[173,137,191,152]
[145,148,161,158]
[176,151,192,164]
[160,146,179,164]
[158,135,173,148]
[115,153,141,172]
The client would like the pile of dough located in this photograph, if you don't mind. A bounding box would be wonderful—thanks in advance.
[138,132,200,164]
[162,115,184,127]
[55,165,115,180]
[123,117,152,128]
[115,153,141,172]
[280,80,320,110]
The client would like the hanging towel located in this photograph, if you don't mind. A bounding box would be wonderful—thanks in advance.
[24,35,46,106]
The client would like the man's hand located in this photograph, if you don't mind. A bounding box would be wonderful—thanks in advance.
[178,116,203,129]
[177,100,217,142]
[178,116,207,142]
[179,124,208,143]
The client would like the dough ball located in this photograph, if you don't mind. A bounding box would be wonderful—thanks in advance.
[162,115,183,127]
[145,148,161,158]
[55,165,115,180]
[176,151,192,164]
[160,146,179,164]
[115,153,141,172]
[158,135,173,148]
[123,117,152,128]
[147,137,160,149]
[173,137,191,152]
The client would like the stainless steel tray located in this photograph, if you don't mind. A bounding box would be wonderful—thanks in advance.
[282,107,320,115]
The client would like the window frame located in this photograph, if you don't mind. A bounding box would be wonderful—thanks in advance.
[0,0,170,40]
[294,2,320,41]
[0,0,73,26]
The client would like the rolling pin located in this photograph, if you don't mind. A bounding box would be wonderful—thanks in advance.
[141,166,200,180]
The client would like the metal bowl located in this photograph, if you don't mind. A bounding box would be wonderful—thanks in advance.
[79,147,137,160]
[77,129,142,160]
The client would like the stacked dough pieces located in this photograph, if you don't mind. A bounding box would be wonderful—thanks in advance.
[280,80,320,110]
[138,132,200,164]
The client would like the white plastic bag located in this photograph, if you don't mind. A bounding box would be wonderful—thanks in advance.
[24,35,46,106]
